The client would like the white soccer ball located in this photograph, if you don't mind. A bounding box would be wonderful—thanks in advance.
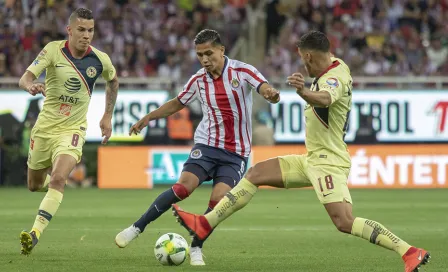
[154,233,189,266]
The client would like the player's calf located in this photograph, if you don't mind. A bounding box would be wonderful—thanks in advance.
[129,171,201,237]
[132,183,192,233]
[325,202,354,233]
[330,214,354,234]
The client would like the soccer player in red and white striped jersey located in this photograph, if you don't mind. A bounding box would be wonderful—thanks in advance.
[178,47,268,157]
[115,29,280,265]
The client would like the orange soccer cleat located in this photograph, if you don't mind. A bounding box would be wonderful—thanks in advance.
[402,246,431,272]
[172,204,213,241]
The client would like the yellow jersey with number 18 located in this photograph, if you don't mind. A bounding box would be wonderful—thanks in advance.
[304,57,352,168]
[26,40,116,134]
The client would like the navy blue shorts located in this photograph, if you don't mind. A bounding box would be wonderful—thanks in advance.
[182,143,248,188]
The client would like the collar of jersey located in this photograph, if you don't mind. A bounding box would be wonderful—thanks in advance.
[64,40,92,59]
[313,60,340,84]
[207,56,228,80]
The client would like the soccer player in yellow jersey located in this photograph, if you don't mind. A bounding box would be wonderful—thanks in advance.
[18,8,118,255]
[173,31,430,272]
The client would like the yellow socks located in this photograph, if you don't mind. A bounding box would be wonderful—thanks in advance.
[351,217,411,256]
[205,178,258,228]
[37,175,51,192]
[31,188,63,238]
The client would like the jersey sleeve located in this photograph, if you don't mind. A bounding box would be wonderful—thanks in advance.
[26,43,56,78]
[100,52,116,81]
[317,76,344,105]
[177,75,199,105]
[240,64,268,93]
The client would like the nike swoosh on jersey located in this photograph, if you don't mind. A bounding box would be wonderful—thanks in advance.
[323,192,333,197]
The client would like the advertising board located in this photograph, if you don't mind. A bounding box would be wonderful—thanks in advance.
[98,144,448,189]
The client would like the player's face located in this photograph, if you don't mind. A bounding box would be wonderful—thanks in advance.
[67,18,94,52]
[195,42,225,73]
[298,48,315,77]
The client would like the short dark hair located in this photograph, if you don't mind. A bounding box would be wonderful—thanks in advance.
[69,8,94,24]
[194,29,222,46]
[297,31,330,52]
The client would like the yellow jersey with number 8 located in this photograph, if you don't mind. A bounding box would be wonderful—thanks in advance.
[26,40,116,134]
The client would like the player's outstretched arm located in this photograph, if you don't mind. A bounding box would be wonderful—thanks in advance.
[19,71,46,97]
[129,98,185,135]
[287,73,331,107]
[100,75,119,144]
[258,83,280,104]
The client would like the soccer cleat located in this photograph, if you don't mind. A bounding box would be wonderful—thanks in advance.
[20,230,39,255]
[402,247,431,272]
[189,246,206,266]
[115,225,141,248]
[171,204,213,241]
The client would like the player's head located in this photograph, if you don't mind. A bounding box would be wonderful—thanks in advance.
[296,31,331,77]
[194,29,225,73]
[67,8,94,52]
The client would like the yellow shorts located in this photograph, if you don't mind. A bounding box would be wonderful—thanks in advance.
[278,154,352,204]
[27,128,85,170]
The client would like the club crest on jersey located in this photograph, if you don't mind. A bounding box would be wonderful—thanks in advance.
[190,149,202,159]
[326,77,339,88]
[86,66,97,78]
[231,78,240,88]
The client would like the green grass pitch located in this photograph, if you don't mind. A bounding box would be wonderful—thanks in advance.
[0,187,446,272]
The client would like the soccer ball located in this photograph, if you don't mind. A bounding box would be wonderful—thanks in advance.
[154,233,189,266]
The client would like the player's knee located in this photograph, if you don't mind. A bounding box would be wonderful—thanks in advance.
[27,181,42,192]
[332,216,352,234]
[50,172,66,187]
[172,183,191,200]
[244,166,262,185]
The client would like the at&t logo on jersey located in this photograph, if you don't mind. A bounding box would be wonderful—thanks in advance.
[64,77,81,93]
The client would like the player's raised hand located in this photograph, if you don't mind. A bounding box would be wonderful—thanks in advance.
[100,115,112,144]
[27,83,46,97]
[263,87,280,103]
[286,73,305,93]
[129,115,150,136]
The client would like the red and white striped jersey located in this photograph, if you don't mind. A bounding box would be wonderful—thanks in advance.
[177,57,267,157]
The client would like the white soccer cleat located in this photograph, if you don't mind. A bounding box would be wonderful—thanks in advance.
[189,246,206,266]
[115,225,141,248]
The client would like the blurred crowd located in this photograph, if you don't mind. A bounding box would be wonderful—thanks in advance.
[262,0,448,78]
[0,0,248,78]
[1,0,448,79]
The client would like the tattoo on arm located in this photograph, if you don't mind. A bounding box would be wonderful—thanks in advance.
[105,77,119,115]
